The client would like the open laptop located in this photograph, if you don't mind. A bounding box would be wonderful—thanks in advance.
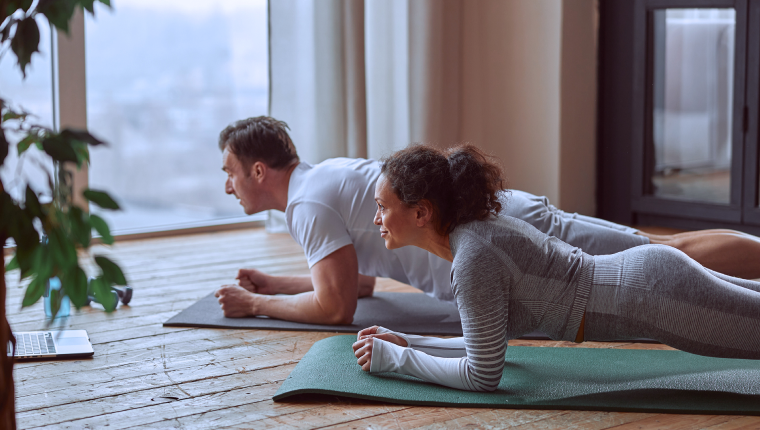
[8,330,94,361]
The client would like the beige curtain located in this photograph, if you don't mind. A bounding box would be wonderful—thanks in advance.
[269,0,464,164]
[268,0,599,226]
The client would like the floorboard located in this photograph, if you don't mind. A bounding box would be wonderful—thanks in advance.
[5,226,759,429]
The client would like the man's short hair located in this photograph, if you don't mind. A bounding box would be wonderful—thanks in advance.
[218,116,299,172]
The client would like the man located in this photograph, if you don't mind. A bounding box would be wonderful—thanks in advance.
[215,116,760,324]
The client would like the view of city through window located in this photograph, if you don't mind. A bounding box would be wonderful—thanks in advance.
[86,0,269,232]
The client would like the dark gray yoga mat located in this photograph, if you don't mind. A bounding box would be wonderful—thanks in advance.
[274,335,760,415]
[163,292,653,341]
[164,292,464,335]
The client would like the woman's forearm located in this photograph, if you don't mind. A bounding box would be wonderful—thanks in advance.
[370,338,493,392]
[376,327,467,358]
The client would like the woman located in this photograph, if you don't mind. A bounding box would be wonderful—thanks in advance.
[352,144,760,392]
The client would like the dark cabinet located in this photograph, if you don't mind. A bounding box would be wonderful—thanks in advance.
[598,0,760,234]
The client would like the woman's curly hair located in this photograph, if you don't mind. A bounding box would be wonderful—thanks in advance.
[380,144,506,235]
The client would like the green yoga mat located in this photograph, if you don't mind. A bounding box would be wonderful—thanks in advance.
[274,335,760,414]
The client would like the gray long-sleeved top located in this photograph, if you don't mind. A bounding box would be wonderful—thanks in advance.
[370,215,595,391]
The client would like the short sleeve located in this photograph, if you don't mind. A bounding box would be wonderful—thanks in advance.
[287,200,354,268]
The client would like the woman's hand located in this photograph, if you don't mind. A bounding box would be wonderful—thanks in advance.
[353,326,409,372]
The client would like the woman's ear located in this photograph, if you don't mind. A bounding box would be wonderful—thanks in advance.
[415,200,434,227]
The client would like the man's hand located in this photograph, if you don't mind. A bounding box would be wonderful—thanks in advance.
[215,285,258,317]
[223,245,361,324]
[353,326,408,371]
[236,268,276,294]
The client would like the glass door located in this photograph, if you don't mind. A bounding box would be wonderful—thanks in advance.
[631,0,747,224]
[742,0,760,225]
[650,8,735,205]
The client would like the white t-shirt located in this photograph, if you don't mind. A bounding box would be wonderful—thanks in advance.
[285,158,456,302]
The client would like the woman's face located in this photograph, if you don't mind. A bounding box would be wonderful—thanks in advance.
[374,174,421,250]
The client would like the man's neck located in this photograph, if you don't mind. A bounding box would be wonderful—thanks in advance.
[270,162,300,212]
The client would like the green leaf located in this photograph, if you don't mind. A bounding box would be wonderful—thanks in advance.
[71,140,89,165]
[0,127,8,168]
[1,22,11,45]
[9,203,39,251]
[83,189,120,210]
[42,134,79,164]
[37,0,78,34]
[24,185,42,217]
[78,0,95,14]
[60,128,106,147]
[89,213,113,244]
[5,254,19,272]
[89,276,116,311]
[48,287,61,318]
[22,274,47,307]
[1,110,29,122]
[48,228,77,269]
[0,190,10,233]
[16,132,41,155]
[12,236,39,279]
[10,17,40,78]
[94,255,126,285]
[68,206,91,247]
[62,266,88,308]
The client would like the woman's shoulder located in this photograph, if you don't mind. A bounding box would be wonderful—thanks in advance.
[454,215,527,237]
[450,217,517,252]
[451,215,551,258]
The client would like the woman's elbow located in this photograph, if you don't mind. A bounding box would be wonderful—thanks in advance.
[473,384,499,392]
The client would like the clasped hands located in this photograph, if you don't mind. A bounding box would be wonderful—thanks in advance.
[215,269,270,317]
[352,326,408,371]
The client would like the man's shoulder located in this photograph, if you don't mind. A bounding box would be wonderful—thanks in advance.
[289,158,379,203]
[311,157,380,174]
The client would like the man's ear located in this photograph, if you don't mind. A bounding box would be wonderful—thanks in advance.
[251,161,267,183]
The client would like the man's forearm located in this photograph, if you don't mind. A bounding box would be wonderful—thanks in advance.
[267,275,315,294]
[265,274,375,296]
[254,291,355,325]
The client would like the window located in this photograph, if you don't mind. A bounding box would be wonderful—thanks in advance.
[84,0,268,232]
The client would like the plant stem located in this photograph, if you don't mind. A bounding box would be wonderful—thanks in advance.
[0,238,17,430]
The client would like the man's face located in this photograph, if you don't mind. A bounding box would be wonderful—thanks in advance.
[223,148,261,215]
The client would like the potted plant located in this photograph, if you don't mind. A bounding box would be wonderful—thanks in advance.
[1,1,126,428]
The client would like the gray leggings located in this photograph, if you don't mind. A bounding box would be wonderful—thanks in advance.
[586,245,760,359]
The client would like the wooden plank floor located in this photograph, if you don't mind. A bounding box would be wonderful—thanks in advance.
[5,227,760,429]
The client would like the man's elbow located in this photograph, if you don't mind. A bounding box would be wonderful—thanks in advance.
[357,275,375,298]
[325,308,354,325]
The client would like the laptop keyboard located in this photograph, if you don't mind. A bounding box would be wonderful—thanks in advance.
[8,333,57,357]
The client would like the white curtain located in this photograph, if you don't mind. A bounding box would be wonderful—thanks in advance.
[269,0,464,163]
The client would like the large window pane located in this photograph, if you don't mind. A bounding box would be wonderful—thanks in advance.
[651,8,735,205]
[0,16,54,203]
[85,0,268,232]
